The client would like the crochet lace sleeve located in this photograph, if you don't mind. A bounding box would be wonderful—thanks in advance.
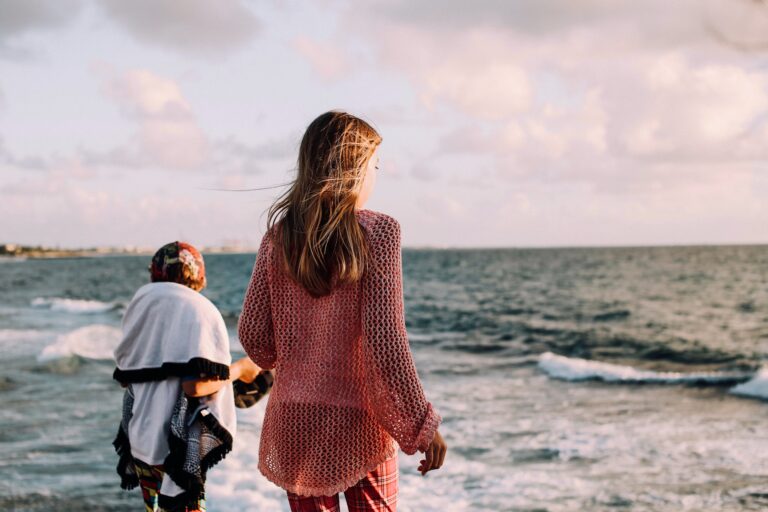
[361,215,442,455]
[238,231,276,370]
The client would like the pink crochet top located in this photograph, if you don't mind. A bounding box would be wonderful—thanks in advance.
[238,209,442,497]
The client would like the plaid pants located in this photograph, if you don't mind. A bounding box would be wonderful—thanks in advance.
[133,459,206,512]
[287,453,398,512]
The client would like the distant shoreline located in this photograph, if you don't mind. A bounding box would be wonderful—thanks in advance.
[0,244,254,260]
[2,242,767,260]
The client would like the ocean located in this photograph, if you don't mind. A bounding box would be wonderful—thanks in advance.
[1,246,767,511]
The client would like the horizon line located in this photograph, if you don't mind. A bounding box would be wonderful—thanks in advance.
[2,240,768,256]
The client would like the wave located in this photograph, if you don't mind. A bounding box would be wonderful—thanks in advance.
[730,367,768,400]
[31,297,117,314]
[0,329,49,343]
[538,352,753,385]
[37,324,122,362]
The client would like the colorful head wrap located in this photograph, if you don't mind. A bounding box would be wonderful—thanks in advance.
[149,241,206,287]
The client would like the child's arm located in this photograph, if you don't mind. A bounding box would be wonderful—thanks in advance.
[182,357,261,397]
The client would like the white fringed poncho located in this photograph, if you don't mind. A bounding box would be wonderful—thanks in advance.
[113,282,236,509]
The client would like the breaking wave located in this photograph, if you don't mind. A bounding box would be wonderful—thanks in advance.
[538,352,753,385]
[37,324,122,362]
[730,367,768,400]
[31,297,117,314]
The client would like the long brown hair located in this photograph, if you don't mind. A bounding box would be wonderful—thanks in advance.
[267,111,382,297]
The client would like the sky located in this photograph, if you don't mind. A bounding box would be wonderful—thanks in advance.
[1,0,768,249]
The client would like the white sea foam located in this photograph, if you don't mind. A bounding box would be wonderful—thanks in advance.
[31,297,116,314]
[538,351,752,384]
[205,402,290,511]
[0,328,53,358]
[37,324,122,362]
[206,401,482,512]
[407,331,466,343]
[730,366,768,400]
[0,328,49,343]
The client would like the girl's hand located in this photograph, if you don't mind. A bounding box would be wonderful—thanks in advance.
[417,429,447,476]
[231,357,261,383]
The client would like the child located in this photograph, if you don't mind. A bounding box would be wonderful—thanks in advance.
[113,241,259,512]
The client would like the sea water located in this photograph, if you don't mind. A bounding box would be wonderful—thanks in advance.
[1,246,767,511]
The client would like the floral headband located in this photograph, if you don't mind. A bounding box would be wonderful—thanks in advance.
[149,241,205,284]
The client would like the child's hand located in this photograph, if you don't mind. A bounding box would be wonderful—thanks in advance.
[417,429,447,476]
[232,357,261,383]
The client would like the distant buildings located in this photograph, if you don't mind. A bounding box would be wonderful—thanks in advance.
[0,244,22,256]
[0,242,257,258]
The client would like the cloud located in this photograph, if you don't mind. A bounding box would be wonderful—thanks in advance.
[2,67,295,179]
[211,135,298,176]
[352,0,718,49]
[0,177,195,246]
[102,68,209,170]
[0,165,273,248]
[429,52,768,190]
[701,0,768,51]
[421,59,531,120]
[363,0,655,32]
[337,3,768,200]
[76,68,298,177]
[293,36,349,81]
[0,136,48,171]
[99,0,259,56]
[0,0,83,58]
[605,54,768,160]
[373,26,533,119]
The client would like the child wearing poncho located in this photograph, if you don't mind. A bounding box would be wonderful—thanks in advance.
[113,241,260,512]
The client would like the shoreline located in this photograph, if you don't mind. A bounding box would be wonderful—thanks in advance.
[0,251,147,260]
[3,242,768,260]
[0,248,255,260]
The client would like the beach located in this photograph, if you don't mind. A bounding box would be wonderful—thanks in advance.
[1,246,768,511]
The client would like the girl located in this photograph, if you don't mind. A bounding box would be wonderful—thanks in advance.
[113,241,261,512]
[238,111,447,511]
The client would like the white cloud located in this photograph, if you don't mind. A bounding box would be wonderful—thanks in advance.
[103,68,209,170]
[0,167,270,248]
[422,60,531,120]
[4,0,768,247]
[433,86,608,183]
[99,0,259,56]
[376,27,533,119]
[293,37,349,81]
[357,9,768,196]
[3,66,294,180]
[610,54,768,160]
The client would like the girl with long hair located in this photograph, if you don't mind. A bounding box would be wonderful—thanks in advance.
[238,110,446,511]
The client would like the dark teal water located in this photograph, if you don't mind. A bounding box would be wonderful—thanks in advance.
[1,246,768,511]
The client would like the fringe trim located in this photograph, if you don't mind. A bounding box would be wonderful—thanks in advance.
[163,432,203,497]
[113,357,230,384]
[258,441,398,498]
[198,412,234,475]
[112,424,138,490]
[158,489,205,512]
[413,402,442,455]
[161,409,234,509]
